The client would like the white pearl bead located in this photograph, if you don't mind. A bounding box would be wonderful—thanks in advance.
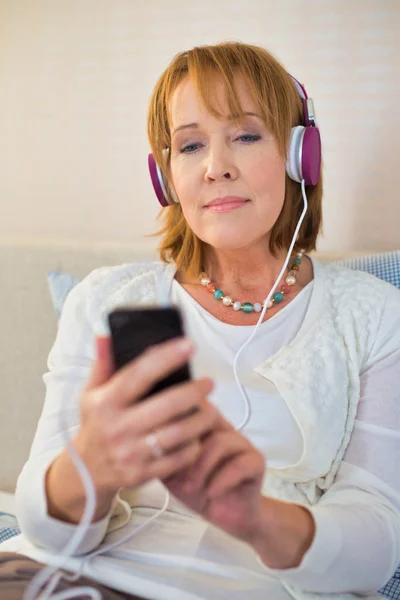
[285,276,296,286]
[233,301,241,311]
[222,296,232,306]
[253,302,262,313]
[200,277,211,286]
[267,299,274,308]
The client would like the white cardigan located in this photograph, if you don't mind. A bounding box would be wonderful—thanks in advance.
[6,257,400,600]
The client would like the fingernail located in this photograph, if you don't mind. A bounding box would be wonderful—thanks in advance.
[96,336,109,361]
[177,339,195,354]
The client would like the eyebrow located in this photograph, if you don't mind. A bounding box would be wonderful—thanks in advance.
[172,112,263,136]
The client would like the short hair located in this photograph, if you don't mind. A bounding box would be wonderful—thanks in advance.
[147,41,323,279]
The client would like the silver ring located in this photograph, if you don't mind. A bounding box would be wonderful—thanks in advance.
[144,433,165,459]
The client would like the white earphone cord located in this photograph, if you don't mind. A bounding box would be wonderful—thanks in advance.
[24,180,308,600]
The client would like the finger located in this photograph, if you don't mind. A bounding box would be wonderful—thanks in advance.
[213,412,236,432]
[161,466,191,488]
[103,336,196,408]
[184,432,249,492]
[147,440,203,482]
[104,435,201,490]
[85,336,116,390]
[119,378,214,437]
[206,452,265,498]
[144,402,218,456]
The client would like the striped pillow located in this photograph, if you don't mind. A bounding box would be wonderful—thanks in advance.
[333,250,400,288]
[0,512,20,544]
[380,566,400,599]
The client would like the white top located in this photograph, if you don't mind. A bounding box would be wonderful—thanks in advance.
[2,257,400,600]
[171,278,310,468]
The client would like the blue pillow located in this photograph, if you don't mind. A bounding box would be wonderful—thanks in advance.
[0,512,20,543]
[332,250,400,289]
[46,271,81,320]
[380,566,400,599]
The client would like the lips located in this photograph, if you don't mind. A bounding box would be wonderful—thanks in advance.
[205,196,249,207]
[204,199,250,213]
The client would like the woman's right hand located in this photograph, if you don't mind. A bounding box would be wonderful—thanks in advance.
[74,335,216,498]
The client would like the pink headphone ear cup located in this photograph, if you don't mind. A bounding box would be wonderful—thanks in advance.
[286,126,321,186]
[301,127,321,186]
[148,153,169,207]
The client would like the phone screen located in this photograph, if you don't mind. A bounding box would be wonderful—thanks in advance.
[108,306,191,401]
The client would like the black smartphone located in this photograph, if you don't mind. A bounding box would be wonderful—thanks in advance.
[108,306,191,402]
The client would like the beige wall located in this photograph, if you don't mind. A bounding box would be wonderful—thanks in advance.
[0,0,399,254]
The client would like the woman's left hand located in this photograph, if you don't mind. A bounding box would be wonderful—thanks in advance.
[162,411,266,545]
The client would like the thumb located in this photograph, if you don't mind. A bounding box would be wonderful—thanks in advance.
[86,335,115,390]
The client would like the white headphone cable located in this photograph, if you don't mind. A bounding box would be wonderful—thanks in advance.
[234,179,308,432]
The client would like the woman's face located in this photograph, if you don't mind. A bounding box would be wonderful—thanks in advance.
[169,74,286,252]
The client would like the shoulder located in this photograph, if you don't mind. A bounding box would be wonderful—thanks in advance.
[314,258,400,311]
[71,259,169,296]
[84,259,171,299]
[62,260,175,334]
[313,258,400,363]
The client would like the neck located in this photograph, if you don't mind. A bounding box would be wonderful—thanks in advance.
[203,244,294,299]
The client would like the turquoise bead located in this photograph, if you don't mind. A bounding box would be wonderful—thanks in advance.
[241,302,254,313]
[293,257,302,265]
[214,289,224,300]
[273,291,284,303]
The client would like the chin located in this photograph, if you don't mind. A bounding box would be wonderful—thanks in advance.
[199,231,258,252]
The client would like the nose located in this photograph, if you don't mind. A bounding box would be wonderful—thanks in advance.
[204,144,239,183]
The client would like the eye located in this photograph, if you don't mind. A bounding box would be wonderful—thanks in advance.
[179,134,260,154]
[237,134,261,143]
[179,143,202,154]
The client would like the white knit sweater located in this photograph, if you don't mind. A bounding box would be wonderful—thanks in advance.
[4,257,400,600]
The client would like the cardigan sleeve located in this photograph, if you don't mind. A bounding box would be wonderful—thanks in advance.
[15,267,117,555]
[257,283,400,595]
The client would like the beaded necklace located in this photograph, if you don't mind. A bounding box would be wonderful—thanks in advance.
[199,252,304,314]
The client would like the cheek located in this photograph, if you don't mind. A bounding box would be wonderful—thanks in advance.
[170,163,200,228]
[171,161,195,201]
[247,153,286,195]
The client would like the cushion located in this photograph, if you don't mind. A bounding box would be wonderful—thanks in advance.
[332,250,400,289]
[0,512,20,543]
[46,271,80,319]
[380,566,400,598]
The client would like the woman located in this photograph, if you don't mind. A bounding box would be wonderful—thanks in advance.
[0,42,399,600]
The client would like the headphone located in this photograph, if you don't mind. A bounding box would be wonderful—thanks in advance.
[148,74,321,208]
